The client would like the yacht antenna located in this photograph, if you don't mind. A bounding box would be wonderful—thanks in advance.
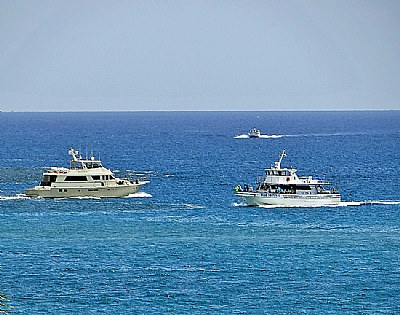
[68,148,79,161]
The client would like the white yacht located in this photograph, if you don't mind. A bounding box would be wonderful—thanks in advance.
[248,128,261,138]
[25,148,149,198]
[235,150,340,207]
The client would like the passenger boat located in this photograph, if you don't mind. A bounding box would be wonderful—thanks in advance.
[248,128,261,138]
[25,148,149,198]
[235,150,340,207]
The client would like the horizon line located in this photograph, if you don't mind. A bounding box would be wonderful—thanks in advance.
[1,109,399,113]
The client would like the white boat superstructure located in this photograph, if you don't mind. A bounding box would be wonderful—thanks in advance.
[235,150,340,207]
[25,148,149,198]
[248,128,261,138]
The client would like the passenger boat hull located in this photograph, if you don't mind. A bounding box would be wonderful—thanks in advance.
[25,182,148,198]
[236,192,341,207]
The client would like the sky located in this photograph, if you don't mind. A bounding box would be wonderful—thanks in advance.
[0,0,399,112]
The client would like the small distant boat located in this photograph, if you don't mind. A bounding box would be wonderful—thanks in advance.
[25,148,149,198]
[248,128,261,138]
[235,150,341,207]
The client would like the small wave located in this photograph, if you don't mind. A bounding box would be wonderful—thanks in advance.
[182,203,204,209]
[124,192,152,198]
[164,203,204,209]
[133,170,155,176]
[127,170,154,177]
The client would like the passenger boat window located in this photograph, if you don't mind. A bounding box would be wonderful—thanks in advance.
[92,175,101,181]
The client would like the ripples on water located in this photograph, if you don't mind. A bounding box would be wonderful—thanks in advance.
[0,111,400,314]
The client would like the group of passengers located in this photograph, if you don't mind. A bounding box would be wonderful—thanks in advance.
[235,184,253,192]
[235,183,298,195]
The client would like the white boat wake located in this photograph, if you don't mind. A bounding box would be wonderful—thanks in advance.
[233,200,400,208]
[0,194,30,200]
[334,200,400,207]
[124,192,152,198]
[232,201,248,207]
[234,134,283,139]
[0,192,153,200]
[366,200,400,205]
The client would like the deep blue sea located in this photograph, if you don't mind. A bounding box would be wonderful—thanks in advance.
[0,111,399,314]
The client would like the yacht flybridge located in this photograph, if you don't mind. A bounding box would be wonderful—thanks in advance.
[25,148,149,198]
[235,150,340,207]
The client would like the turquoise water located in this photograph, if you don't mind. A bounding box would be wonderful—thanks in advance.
[1,111,399,314]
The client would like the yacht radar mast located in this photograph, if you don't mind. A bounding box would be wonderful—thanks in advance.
[68,148,79,161]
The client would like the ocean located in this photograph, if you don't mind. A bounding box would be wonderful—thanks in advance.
[0,111,399,314]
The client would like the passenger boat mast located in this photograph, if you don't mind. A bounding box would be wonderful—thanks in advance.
[274,149,287,169]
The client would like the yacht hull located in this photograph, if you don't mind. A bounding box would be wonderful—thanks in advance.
[236,192,341,207]
[25,182,148,198]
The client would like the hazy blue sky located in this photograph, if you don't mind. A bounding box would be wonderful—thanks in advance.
[0,0,399,111]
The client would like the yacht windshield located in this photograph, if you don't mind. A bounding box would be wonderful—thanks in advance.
[85,162,102,169]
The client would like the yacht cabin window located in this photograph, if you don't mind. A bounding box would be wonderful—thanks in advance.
[64,176,88,182]
[100,175,116,180]
[40,175,57,186]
